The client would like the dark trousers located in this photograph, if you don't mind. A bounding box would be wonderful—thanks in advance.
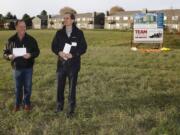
[13,68,33,106]
[57,68,78,111]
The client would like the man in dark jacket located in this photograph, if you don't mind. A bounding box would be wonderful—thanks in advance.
[3,20,40,112]
[51,12,87,117]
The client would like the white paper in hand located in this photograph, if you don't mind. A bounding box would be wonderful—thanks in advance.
[63,43,71,54]
[13,48,27,57]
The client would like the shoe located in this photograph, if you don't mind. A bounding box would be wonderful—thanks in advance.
[24,105,31,112]
[66,109,75,118]
[66,111,74,118]
[55,106,63,113]
[13,105,20,112]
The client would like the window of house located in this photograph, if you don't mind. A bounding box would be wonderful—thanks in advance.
[172,16,178,21]
[107,16,113,20]
[82,18,86,21]
[123,23,128,27]
[89,18,93,21]
[77,18,80,21]
[130,16,133,20]
[164,16,167,21]
[123,16,128,21]
[115,17,120,20]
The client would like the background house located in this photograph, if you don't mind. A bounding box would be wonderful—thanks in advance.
[48,12,105,29]
[104,8,180,32]
[4,19,17,30]
[76,12,104,29]
[32,15,48,29]
[0,22,4,29]
[105,10,140,30]
[159,9,180,32]
[48,15,64,29]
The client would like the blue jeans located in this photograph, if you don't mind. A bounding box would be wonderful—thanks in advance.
[13,68,33,106]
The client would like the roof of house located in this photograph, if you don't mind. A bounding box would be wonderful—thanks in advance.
[50,15,63,19]
[50,12,104,19]
[111,11,141,16]
[76,13,93,18]
[4,19,17,23]
[36,15,48,20]
[109,9,180,17]
[154,9,180,16]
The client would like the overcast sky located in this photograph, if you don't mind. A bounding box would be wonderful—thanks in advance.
[0,0,179,18]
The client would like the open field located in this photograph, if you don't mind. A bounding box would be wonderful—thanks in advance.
[0,29,180,135]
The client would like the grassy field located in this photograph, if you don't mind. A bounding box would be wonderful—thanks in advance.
[0,29,180,135]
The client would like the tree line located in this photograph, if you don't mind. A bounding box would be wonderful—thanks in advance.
[0,10,48,30]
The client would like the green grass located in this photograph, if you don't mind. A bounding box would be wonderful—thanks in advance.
[0,29,180,135]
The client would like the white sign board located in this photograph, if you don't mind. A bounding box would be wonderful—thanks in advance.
[133,13,164,43]
[134,28,163,43]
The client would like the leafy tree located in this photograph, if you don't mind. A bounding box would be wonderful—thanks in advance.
[109,6,125,15]
[22,13,32,28]
[5,12,14,19]
[59,7,77,15]
[0,14,3,20]
[13,15,17,20]
[40,10,47,16]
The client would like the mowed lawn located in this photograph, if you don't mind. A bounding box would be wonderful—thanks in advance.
[0,29,180,135]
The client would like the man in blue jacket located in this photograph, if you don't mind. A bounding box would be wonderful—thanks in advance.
[51,12,87,117]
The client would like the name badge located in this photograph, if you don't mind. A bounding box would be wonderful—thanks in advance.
[71,42,77,47]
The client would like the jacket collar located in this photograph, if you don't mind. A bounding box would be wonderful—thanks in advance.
[15,32,27,42]
[62,24,78,35]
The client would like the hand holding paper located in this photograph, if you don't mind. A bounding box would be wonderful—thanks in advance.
[23,53,31,59]
[61,42,76,60]
[59,51,68,60]
[8,54,15,61]
[65,53,72,59]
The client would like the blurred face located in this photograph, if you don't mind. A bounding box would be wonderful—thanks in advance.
[63,14,74,27]
[16,21,26,37]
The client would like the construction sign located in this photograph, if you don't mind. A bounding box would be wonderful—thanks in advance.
[133,12,164,43]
